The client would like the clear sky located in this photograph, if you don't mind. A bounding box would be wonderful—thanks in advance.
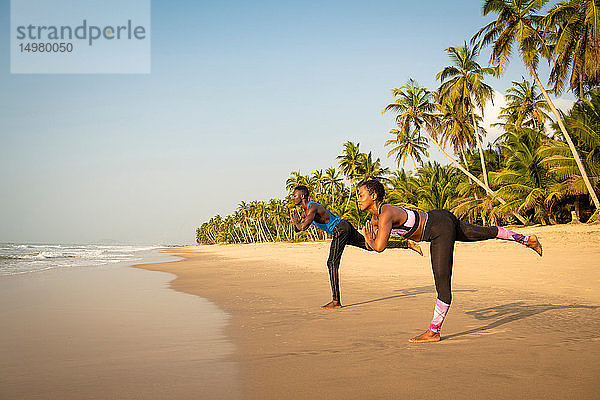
[0,0,575,245]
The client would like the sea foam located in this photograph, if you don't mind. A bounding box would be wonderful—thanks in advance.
[0,243,164,276]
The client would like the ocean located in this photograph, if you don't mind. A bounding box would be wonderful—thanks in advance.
[0,243,164,276]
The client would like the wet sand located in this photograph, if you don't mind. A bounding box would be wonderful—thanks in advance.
[138,224,600,399]
[0,253,240,400]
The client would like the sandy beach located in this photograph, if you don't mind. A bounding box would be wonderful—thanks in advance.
[1,225,599,399]
[137,223,600,399]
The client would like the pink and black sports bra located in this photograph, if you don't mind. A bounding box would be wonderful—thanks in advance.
[378,203,420,238]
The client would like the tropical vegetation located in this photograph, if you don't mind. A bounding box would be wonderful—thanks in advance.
[197,0,600,244]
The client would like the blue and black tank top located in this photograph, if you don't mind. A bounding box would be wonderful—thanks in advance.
[305,202,341,235]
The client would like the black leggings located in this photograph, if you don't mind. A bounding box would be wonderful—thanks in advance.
[327,219,408,301]
[421,209,499,304]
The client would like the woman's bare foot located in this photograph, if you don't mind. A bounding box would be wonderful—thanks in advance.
[321,300,342,309]
[526,234,543,256]
[407,240,423,256]
[409,330,441,343]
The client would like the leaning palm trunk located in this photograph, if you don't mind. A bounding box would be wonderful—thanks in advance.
[245,219,254,242]
[465,116,489,225]
[274,222,281,242]
[243,224,251,243]
[470,107,489,188]
[243,216,254,243]
[267,220,276,242]
[530,70,600,221]
[460,150,469,173]
[275,225,281,242]
[416,121,528,225]
[260,218,274,242]
[258,217,271,242]
[261,219,273,242]
[256,219,266,242]
[460,150,485,224]
[573,197,581,223]
[246,225,253,243]
[310,226,318,241]
[312,226,320,241]
[253,220,264,242]
[345,179,354,207]
[308,227,314,241]
[236,228,243,243]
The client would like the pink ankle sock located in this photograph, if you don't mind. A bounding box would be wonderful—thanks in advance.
[429,299,450,333]
[496,227,529,245]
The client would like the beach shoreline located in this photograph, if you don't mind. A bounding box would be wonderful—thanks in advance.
[0,249,240,400]
[138,223,600,399]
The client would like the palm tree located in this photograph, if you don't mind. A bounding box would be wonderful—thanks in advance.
[246,202,262,242]
[237,201,257,242]
[337,141,363,205]
[498,78,551,130]
[223,215,241,243]
[382,78,528,224]
[540,88,600,221]
[356,152,390,184]
[387,169,421,208]
[545,0,600,99]
[267,199,289,241]
[257,201,275,242]
[323,167,343,204]
[415,162,463,210]
[494,128,566,224]
[311,169,326,202]
[472,0,600,219]
[435,96,476,170]
[385,127,429,169]
[208,215,223,243]
[286,170,313,193]
[454,178,505,225]
[437,42,499,187]
[340,196,370,228]
[233,209,250,243]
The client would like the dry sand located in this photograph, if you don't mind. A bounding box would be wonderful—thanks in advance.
[138,223,600,399]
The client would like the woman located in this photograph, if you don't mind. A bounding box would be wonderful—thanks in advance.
[290,185,422,309]
[357,179,542,343]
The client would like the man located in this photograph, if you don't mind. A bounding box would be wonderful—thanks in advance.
[357,179,543,343]
[290,185,422,309]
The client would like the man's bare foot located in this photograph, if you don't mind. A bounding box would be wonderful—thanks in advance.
[526,234,543,256]
[409,330,441,343]
[407,240,423,256]
[321,300,342,309]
